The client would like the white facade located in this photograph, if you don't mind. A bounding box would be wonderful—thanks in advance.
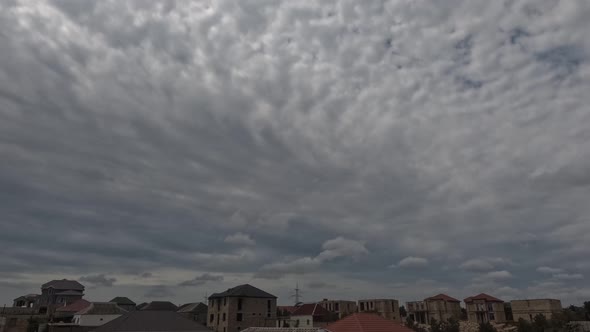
[292,315,313,328]
[73,314,122,326]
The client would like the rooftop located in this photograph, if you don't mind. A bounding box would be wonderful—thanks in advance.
[109,297,136,306]
[241,329,323,332]
[140,301,179,311]
[209,284,276,299]
[56,299,92,313]
[177,303,208,313]
[425,294,461,303]
[93,310,211,332]
[326,313,415,332]
[292,303,332,317]
[42,279,85,291]
[464,293,503,303]
[55,290,84,296]
[76,302,128,315]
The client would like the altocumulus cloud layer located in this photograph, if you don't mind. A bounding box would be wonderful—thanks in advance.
[1,0,589,305]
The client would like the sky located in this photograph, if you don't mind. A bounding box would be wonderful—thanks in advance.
[0,0,589,308]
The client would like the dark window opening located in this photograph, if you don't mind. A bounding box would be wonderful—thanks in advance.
[238,299,243,311]
[237,313,243,321]
[222,313,226,321]
[210,314,214,323]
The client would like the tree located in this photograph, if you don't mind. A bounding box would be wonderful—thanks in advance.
[517,318,533,332]
[584,302,590,320]
[532,314,548,332]
[400,305,407,318]
[447,318,461,332]
[479,322,497,332]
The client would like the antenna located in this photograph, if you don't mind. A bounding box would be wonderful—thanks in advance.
[290,283,303,305]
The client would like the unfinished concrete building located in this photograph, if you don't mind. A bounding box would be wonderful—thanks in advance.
[357,299,400,321]
[318,300,357,319]
[464,293,506,324]
[424,294,462,323]
[511,299,562,322]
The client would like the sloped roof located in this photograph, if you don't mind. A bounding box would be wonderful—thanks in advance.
[140,301,179,311]
[56,299,91,312]
[326,313,415,332]
[209,284,276,299]
[278,306,298,314]
[76,303,128,315]
[425,294,460,303]
[177,303,208,313]
[292,303,331,317]
[110,297,136,306]
[42,279,84,290]
[93,310,211,332]
[14,294,39,301]
[464,293,503,303]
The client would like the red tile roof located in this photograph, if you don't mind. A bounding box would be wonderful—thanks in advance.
[292,303,331,317]
[425,294,460,303]
[464,293,503,303]
[55,299,91,312]
[278,306,298,314]
[326,313,415,332]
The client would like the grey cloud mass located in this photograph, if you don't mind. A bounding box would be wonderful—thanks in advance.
[0,0,589,306]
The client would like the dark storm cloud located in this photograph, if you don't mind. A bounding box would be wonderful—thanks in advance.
[80,274,117,287]
[0,0,589,306]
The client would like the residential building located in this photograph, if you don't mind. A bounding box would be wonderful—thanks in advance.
[38,279,85,312]
[424,294,462,322]
[177,303,208,325]
[208,284,277,332]
[0,308,46,332]
[242,329,322,332]
[109,297,137,312]
[72,303,127,326]
[511,299,562,322]
[318,300,357,319]
[290,303,336,328]
[53,299,91,322]
[358,299,400,321]
[325,313,415,332]
[93,310,211,332]
[12,295,39,308]
[464,294,506,323]
[406,301,428,324]
[276,306,298,328]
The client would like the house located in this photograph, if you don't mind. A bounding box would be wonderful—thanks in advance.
[13,294,39,308]
[290,303,336,328]
[92,310,211,332]
[510,299,562,322]
[178,303,209,325]
[318,300,357,319]
[139,301,179,311]
[38,279,85,312]
[108,297,136,312]
[357,299,400,321]
[464,294,506,323]
[407,294,461,324]
[424,294,462,323]
[325,313,415,332]
[241,329,323,332]
[208,284,277,332]
[72,302,127,326]
[0,307,46,332]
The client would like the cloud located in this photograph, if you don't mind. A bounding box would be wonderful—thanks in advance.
[537,266,564,274]
[0,0,589,307]
[460,258,510,272]
[79,274,117,287]
[179,273,224,286]
[224,233,256,246]
[484,270,513,280]
[553,273,584,280]
[144,285,175,299]
[397,257,429,268]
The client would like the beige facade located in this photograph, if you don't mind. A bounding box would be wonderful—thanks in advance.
[464,294,506,324]
[407,301,428,324]
[425,298,462,322]
[511,299,562,322]
[318,300,357,319]
[357,299,400,321]
[207,285,277,332]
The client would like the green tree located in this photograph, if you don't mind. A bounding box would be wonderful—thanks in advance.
[584,302,590,320]
[479,322,497,332]
[533,314,548,332]
[400,306,407,318]
[517,318,533,332]
[447,318,461,332]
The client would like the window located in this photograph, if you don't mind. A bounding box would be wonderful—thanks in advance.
[267,300,271,309]
[307,319,310,326]
[224,298,227,306]
[489,313,495,321]
[222,313,226,322]
[210,314,214,323]
[223,328,226,332]
[360,303,365,311]
[267,312,271,318]
[238,299,243,311]
[237,313,243,321]
[392,302,396,312]
[237,327,241,331]
[335,303,339,311]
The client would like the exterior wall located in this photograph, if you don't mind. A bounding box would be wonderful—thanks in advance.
[358,299,400,321]
[73,315,121,327]
[406,301,428,324]
[291,315,313,328]
[511,300,562,322]
[207,297,277,332]
[318,300,357,319]
[425,300,462,322]
[466,301,506,324]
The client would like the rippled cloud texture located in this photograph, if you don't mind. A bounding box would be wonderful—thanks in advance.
[1,0,589,305]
